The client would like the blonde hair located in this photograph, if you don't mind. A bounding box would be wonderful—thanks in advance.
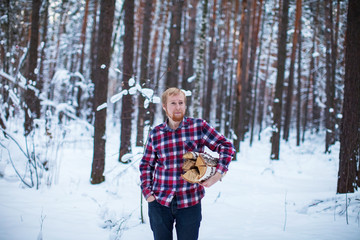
[162,87,186,106]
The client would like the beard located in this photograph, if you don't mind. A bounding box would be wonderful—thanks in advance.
[165,110,185,122]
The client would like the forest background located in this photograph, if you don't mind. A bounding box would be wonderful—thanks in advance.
[0,0,359,203]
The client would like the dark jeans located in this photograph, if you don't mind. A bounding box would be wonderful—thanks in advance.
[148,197,202,240]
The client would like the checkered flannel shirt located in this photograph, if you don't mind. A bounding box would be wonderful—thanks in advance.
[139,117,235,209]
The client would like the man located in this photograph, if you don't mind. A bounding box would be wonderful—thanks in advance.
[139,87,235,240]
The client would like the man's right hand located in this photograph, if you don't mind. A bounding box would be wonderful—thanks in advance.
[147,195,156,202]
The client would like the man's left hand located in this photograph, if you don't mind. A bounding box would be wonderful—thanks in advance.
[200,172,222,188]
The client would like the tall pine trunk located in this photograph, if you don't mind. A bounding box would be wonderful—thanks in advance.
[270,0,289,160]
[337,0,360,193]
[204,0,217,122]
[249,0,264,146]
[166,0,184,88]
[283,0,302,141]
[234,0,251,154]
[136,0,153,147]
[119,0,135,163]
[324,0,336,153]
[91,0,115,184]
[24,0,41,136]
[193,0,207,118]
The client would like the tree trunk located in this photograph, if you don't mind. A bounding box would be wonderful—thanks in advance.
[165,0,184,88]
[249,0,264,146]
[91,0,115,184]
[311,1,321,133]
[257,0,277,140]
[24,0,41,136]
[283,0,302,141]
[38,0,49,110]
[181,0,198,116]
[79,0,90,75]
[88,0,99,124]
[302,0,317,142]
[337,0,360,193]
[270,0,289,160]
[136,0,153,147]
[324,0,336,153]
[182,0,198,91]
[296,17,302,146]
[234,0,252,153]
[149,0,170,124]
[119,0,134,163]
[193,0,207,118]
[204,0,217,122]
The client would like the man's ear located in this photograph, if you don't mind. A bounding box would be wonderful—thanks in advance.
[162,105,166,112]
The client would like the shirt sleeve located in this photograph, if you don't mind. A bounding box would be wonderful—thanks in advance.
[139,134,156,200]
[201,120,235,174]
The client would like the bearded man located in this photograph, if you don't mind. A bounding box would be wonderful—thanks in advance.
[139,87,235,240]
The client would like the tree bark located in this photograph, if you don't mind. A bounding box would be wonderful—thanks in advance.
[234,0,252,153]
[24,0,41,136]
[324,0,336,153]
[119,0,135,163]
[166,0,184,88]
[249,0,264,146]
[257,0,278,140]
[136,0,153,147]
[296,17,302,146]
[193,0,208,118]
[283,0,302,141]
[270,0,289,160]
[337,0,360,193]
[204,0,217,122]
[91,0,115,184]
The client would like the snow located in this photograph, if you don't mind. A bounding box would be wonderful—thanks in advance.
[0,123,359,240]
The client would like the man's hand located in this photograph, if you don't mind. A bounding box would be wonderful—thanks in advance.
[147,195,156,202]
[200,172,222,188]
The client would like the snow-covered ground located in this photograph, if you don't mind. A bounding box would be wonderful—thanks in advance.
[0,122,359,240]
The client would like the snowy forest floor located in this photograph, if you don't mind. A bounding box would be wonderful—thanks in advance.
[0,120,359,240]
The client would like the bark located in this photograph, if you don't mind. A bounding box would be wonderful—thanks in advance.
[165,0,184,88]
[302,0,317,142]
[24,0,41,136]
[324,0,336,153]
[182,0,198,91]
[337,0,360,193]
[134,1,144,76]
[257,0,277,140]
[79,0,90,74]
[249,0,264,146]
[311,1,321,133]
[215,1,229,132]
[89,0,99,123]
[234,0,252,153]
[91,0,115,184]
[38,0,49,106]
[296,17,302,146]
[283,0,302,141]
[193,0,207,118]
[270,0,289,160]
[136,0,153,146]
[224,0,241,138]
[119,0,135,163]
[204,0,217,122]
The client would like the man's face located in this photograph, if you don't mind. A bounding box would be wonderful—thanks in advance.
[163,93,186,122]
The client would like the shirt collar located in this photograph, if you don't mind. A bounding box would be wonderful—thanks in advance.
[162,117,189,132]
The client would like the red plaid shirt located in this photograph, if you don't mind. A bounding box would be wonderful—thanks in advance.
[139,117,235,209]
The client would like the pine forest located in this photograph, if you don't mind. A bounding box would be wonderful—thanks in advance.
[0,0,359,194]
